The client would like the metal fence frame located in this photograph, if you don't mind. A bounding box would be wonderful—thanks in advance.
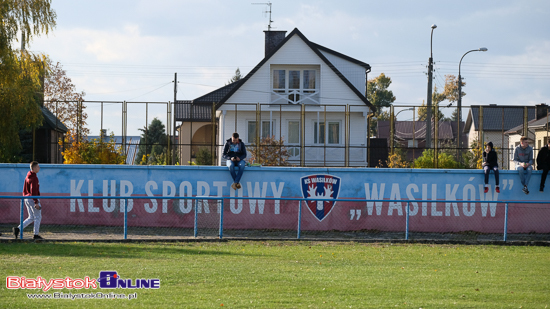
[4,195,543,242]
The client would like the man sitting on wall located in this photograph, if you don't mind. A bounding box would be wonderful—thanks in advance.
[514,136,533,195]
[223,132,247,190]
[536,138,550,192]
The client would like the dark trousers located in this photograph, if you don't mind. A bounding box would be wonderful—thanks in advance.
[541,168,550,190]
[484,165,499,186]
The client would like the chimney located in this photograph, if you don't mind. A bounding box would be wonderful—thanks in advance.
[536,103,548,120]
[264,30,286,57]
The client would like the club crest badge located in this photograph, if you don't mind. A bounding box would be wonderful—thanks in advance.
[300,174,341,221]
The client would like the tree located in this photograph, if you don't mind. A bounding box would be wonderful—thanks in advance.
[442,74,465,106]
[227,68,242,85]
[135,118,168,165]
[417,75,465,122]
[0,53,46,162]
[44,60,87,136]
[0,0,56,162]
[367,73,396,135]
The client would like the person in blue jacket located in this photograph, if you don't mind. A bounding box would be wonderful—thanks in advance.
[514,136,533,195]
[222,132,247,190]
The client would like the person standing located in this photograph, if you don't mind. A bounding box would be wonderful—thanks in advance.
[482,142,499,193]
[222,133,247,190]
[536,139,550,192]
[13,161,43,239]
[514,136,533,195]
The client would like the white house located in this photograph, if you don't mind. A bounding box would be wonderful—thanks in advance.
[175,28,375,166]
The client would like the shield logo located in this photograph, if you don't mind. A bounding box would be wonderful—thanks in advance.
[300,174,341,221]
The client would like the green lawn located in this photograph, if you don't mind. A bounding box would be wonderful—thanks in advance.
[0,241,548,308]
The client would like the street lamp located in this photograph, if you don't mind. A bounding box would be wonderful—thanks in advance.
[391,107,414,155]
[457,47,488,162]
[426,24,437,149]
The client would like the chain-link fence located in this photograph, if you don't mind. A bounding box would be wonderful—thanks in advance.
[1,196,548,242]
[376,104,550,169]
[35,100,550,169]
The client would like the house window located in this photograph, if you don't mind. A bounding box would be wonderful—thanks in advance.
[248,121,273,144]
[271,67,319,104]
[303,70,316,92]
[314,121,340,144]
[408,140,419,148]
[288,121,300,144]
[287,121,300,157]
[273,70,285,93]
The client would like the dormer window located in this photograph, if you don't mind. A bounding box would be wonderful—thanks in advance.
[271,65,320,104]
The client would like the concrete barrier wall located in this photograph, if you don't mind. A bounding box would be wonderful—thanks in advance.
[0,164,548,233]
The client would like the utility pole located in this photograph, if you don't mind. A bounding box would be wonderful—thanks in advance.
[426,24,437,149]
[172,72,177,165]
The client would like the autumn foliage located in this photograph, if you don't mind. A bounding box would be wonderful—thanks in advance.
[249,136,290,166]
[60,131,126,164]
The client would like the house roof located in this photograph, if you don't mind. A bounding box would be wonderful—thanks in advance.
[174,100,213,122]
[310,42,371,69]
[41,106,68,133]
[464,105,536,133]
[377,120,454,140]
[197,28,373,112]
[504,113,550,135]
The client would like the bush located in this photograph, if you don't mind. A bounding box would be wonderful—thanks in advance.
[249,136,290,166]
[414,149,458,169]
[60,130,126,164]
[194,148,212,165]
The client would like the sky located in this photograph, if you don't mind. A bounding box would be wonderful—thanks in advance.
[27,0,550,136]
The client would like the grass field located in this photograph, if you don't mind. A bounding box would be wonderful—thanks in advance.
[1,241,549,308]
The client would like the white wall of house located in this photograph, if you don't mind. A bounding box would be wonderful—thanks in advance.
[223,35,366,107]
[319,50,366,95]
[218,109,369,166]
[215,33,371,166]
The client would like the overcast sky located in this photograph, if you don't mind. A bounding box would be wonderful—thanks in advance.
[29,0,550,135]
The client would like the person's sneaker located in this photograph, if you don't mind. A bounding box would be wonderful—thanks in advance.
[540,187,544,192]
[484,187,489,193]
[12,227,19,239]
[523,186,529,195]
[496,186,500,193]
[33,235,43,240]
[236,183,242,189]
[231,183,237,190]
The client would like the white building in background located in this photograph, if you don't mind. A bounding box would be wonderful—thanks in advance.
[175,28,375,166]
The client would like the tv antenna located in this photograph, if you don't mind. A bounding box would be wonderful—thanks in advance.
[252,1,273,31]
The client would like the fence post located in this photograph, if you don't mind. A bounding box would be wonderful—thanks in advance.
[219,198,224,239]
[194,199,198,238]
[124,198,128,240]
[19,198,24,240]
[405,201,410,240]
[504,202,509,242]
[297,200,303,239]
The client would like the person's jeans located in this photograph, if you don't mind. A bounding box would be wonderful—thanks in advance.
[516,165,532,187]
[227,160,245,184]
[541,168,550,190]
[19,199,41,235]
[484,165,499,186]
